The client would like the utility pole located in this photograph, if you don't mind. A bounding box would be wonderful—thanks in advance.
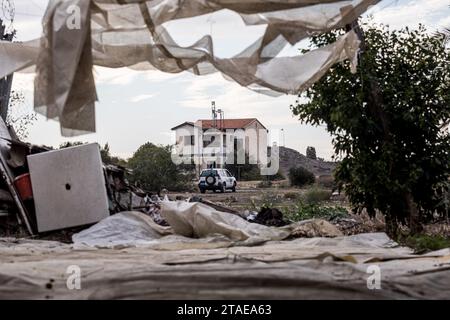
[0,19,14,122]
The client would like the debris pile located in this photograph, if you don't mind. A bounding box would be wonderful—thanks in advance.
[0,118,346,241]
[252,207,289,227]
[0,118,50,234]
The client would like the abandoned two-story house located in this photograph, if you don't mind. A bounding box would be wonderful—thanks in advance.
[171,118,268,173]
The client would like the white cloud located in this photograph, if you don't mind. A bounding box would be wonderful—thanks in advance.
[130,94,155,103]
[145,70,184,82]
[93,67,139,85]
[437,15,450,29]
[367,0,450,30]
[178,72,299,125]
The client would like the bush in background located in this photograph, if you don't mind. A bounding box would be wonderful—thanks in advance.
[289,166,315,187]
[316,175,335,190]
[128,142,193,192]
[303,187,331,204]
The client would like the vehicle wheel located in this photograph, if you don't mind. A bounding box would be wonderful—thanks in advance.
[213,189,217,193]
[206,175,216,186]
[200,188,206,194]
[220,183,226,193]
[232,182,236,192]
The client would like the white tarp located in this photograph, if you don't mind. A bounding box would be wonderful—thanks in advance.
[0,0,379,135]
[1,202,449,299]
[72,202,292,249]
[1,230,449,299]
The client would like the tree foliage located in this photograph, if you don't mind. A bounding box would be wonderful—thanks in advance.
[289,166,315,187]
[59,141,126,166]
[100,143,127,166]
[127,142,192,192]
[291,23,450,233]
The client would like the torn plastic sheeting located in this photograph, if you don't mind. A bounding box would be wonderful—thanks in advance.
[0,0,379,135]
[73,202,291,249]
[0,242,449,299]
[162,201,290,242]
[72,211,240,250]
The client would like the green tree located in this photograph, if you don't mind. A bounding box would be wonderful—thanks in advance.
[100,143,127,166]
[291,23,450,236]
[60,141,126,166]
[128,142,191,192]
[289,166,315,187]
[59,141,86,149]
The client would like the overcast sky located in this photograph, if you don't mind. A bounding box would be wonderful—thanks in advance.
[6,0,450,160]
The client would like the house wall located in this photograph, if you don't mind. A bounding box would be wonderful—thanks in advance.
[173,120,268,174]
[244,121,268,165]
[174,125,194,153]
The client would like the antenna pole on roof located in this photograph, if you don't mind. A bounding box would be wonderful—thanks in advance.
[217,108,224,130]
[211,101,216,128]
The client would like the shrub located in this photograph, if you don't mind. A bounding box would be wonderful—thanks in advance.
[240,165,263,181]
[128,143,193,192]
[398,235,450,253]
[286,202,348,221]
[304,187,332,204]
[289,166,315,187]
[269,170,285,181]
[250,192,283,211]
[317,175,335,190]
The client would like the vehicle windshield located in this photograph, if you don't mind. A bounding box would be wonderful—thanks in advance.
[200,170,218,177]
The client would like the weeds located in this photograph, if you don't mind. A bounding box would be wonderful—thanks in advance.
[285,201,349,222]
[250,191,284,211]
[398,234,450,253]
[304,187,331,204]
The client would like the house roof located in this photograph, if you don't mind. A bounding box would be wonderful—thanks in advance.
[195,118,266,130]
[170,121,194,130]
[171,118,267,131]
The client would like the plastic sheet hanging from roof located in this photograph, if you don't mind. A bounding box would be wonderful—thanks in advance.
[0,0,379,135]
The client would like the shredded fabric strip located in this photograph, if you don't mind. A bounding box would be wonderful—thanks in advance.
[0,0,379,135]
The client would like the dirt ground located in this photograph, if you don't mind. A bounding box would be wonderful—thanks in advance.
[2,180,449,243]
[169,181,450,240]
[1,182,449,299]
[169,181,386,235]
[171,180,323,209]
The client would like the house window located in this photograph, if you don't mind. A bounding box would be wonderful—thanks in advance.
[203,135,215,148]
[184,135,194,146]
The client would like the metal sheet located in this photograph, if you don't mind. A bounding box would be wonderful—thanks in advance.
[28,143,109,232]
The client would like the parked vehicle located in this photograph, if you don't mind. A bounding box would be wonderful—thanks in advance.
[198,168,237,193]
